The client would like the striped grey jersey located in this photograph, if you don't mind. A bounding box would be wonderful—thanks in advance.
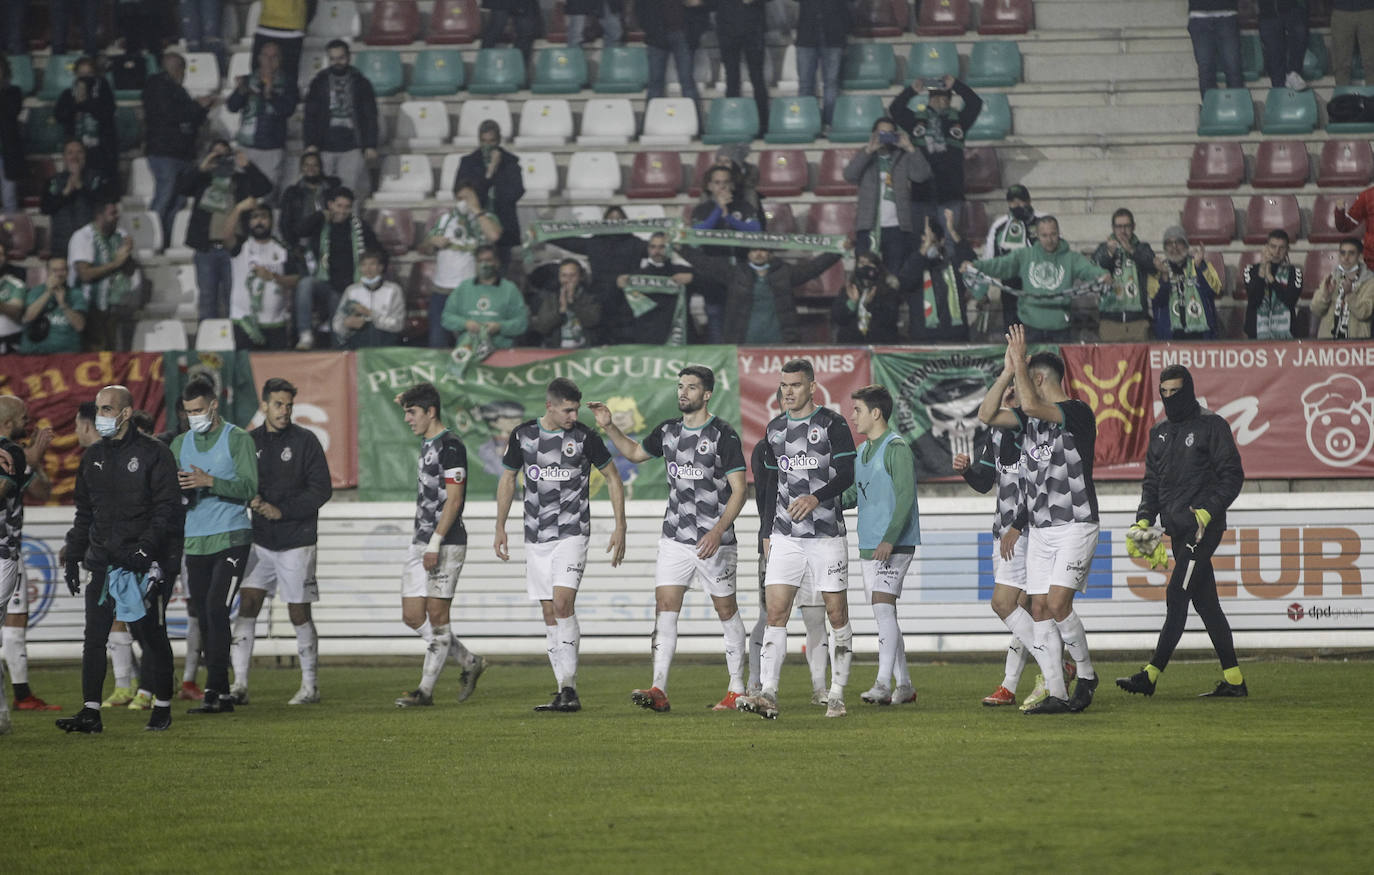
[413,430,467,546]
[0,436,29,560]
[503,419,613,543]
[642,416,747,546]
[986,427,1026,538]
[763,407,857,539]
[1015,401,1099,527]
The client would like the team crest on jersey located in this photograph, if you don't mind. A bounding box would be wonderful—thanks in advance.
[950,125,964,140]
[696,438,713,455]
[667,461,705,480]
[527,464,573,482]
[807,426,822,444]
[281,446,293,462]
[778,455,820,472]
[126,457,139,473]
[1027,442,1053,462]
[562,439,578,457]
[476,297,492,312]
[1027,261,1066,291]
[1185,433,1195,447]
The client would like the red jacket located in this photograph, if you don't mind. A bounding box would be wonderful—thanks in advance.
[1333,189,1374,270]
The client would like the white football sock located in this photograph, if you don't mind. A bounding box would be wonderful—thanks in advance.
[760,625,787,696]
[1032,619,1068,699]
[448,632,478,669]
[544,625,561,688]
[828,623,853,698]
[230,615,256,689]
[893,622,912,689]
[1002,636,1029,694]
[1055,611,1095,680]
[747,611,766,691]
[1003,605,1037,653]
[182,620,201,683]
[871,602,899,691]
[420,623,451,695]
[294,621,318,689]
[651,611,678,692]
[801,605,828,692]
[721,611,746,694]
[2,624,29,684]
[416,618,434,643]
[556,615,580,690]
[108,629,134,688]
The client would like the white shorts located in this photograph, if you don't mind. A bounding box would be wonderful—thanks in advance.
[242,544,319,604]
[401,542,467,599]
[862,552,914,599]
[525,535,588,601]
[1025,522,1099,596]
[1,557,21,615]
[992,535,1027,591]
[765,534,848,595]
[654,537,738,598]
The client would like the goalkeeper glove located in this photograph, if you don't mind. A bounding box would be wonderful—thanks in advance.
[1193,507,1212,532]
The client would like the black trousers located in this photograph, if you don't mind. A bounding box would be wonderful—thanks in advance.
[185,544,251,693]
[719,28,768,135]
[137,568,177,701]
[1149,523,1239,672]
[80,567,174,704]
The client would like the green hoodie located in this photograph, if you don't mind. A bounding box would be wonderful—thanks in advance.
[973,243,1109,331]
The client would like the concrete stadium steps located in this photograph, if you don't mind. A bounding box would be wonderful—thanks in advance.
[1034,0,1190,33]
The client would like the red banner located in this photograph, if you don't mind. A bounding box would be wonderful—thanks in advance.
[736,347,872,470]
[1062,343,1153,468]
[0,353,165,503]
[247,352,360,488]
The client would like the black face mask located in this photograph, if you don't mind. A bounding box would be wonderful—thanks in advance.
[250,224,272,240]
[1162,370,1201,423]
[1010,206,1034,223]
[856,265,880,283]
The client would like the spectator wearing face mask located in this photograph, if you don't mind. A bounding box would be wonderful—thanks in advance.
[456,120,524,269]
[614,231,694,345]
[295,185,382,349]
[551,205,642,345]
[682,244,846,344]
[440,244,529,361]
[419,178,502,348]
[332,250,405,348]
[845,117,932,279]
[180,142,274,322]
[832,251,903,344]
[900,211,981,342]
[1311,236,1374,339]
[54,56,119,186]
[984,184,1043,329]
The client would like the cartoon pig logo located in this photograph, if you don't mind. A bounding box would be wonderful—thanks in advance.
[1301,374,1374,468]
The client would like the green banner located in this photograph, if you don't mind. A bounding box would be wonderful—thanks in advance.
[356,346,741,501]
[162,351,259,428]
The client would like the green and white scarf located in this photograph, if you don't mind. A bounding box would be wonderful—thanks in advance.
[91,228,133,310]
[924,261,961,329]
[1100,238,1142,315]
[675,227,848,254]
[198,165,235,214]
[995,217,1028,252]
[1255,263,1294,339]
[1165,259,1210,334]
[526,218,678,244]
[621,273,686,346]
[316,216,366,283]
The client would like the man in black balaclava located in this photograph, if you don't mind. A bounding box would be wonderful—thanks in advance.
[1120,364,1249,699]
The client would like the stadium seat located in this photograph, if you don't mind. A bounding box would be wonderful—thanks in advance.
[1197,88,1255,136]
[963,200,990,242]
[1182,195,1237,244]
[306,1,362,45]
[1232,250,1261,299]
[354,50,405,97]
[545,0,570,43]
[1261,88,1318,135]
[38,54,79,101]
[407,49,465,96]
[907,42,959,83]
[364,0,421,45]
[755,149,808,197]
[132,319,189,352]
[1302,249,1339,300]
[1251,141,1310,188]
[594,45,650,93]
[814,148,859,195]
[1326,86,1374,134]
[19,159,53,208]
[164,208,193,258]
[841,43,896,90]
[806,201,857,236]
[297,49,329,92]
[915,0,970,36]
[239,2,262,48]
[1187,142,1246,189]
[1202,251,1229,296]
[114,106,141,151]
[762,202,796,234]
[1317,140,1374,188]
[795,261,846,299]
[1309,193,1362,243]
[182,53,220,97]
[626,151,682,199]
[124,157,156,207]
[702,97,761,144]
[194,319,236,350]
[532,47,588,94]
[640,98,699,145]
[1239,32,1264,82]
[765,96,822,144]
[515,98,575,147]
[22,107,63,154]
[469,48,527,94]
[437,153,463,195]
[978,0,1034,35]
[827,94,885,142]
[967,40,1022,87]
[429,0,482,44]
[776,45,800,95]
[517,152,559,199]
[1243,194,1301,244]
[9,55,35,96]
[965,93,1011,140]
[686,151,714,197]
[1303,32,1330,82]
[0,214,35,259]
[120,210,163,256]
[852,0,907,37]
[622,204,666,221]
[395,101,451,147]
[226,51,252,88]
[373,154,436,202]
[962,147,1001,194]
[369,208,416,256]
[575,97,636,146]
[564,151,621,200]
[452,99,513,146]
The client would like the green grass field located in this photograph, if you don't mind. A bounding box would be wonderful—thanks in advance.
[7,657,1372,874]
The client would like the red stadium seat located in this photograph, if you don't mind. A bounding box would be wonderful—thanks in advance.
[1187,142,1245,190]
[21,158,54,208]
[852,0,907,37]
[1233,250,1261,299]
[916,0,970,36]
[1317,140,1374,188]
[625,151,683,199]
[962,199,989,242]
[806,201,858,236]
[364,0,421,46]
[796,260,848,299]
[1182,195,1237,245]
[756,149,809,197]
[1202,251,1229,295]
[1243,194,1301,244]
[369,208,417,256]
[428,0,482,44]
[685,151,715,198]
[962,147,1001,194]
[0,213,36,259]
[1309,193,1364,243]
[978,0,1034,35]
[1251,141,1310,188]
[1303,249,1339,300]
[762,202,797,235]
[813,149,859,196]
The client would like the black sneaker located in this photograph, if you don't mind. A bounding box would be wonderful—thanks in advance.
[554,686,581,713]
[1067,675,1099,712]
[534,689,565,712]
[187,689,235,714]
[55,706,103,734]
[1199,680,1248,698]
[1024,695,1073,715]
[145,706,172,732]
[1116,669,1157,697]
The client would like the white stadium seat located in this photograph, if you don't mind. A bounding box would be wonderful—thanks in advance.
[774,45,798,95]
[517,151,559,200]
[239,2,262,49]
[373,154,436,202]
[564,151,620,200]
[437,153,463,199]
[133,319,189,352]
[453,99,513,147]
[298,49,329,93]
[306,1,362,46]
[195,318,237,350]
[640,98,699,145]
[124,157,156,207]
[182,52,221,97]
[143,265,199,320]
[225,51,252,91]
[515,98,574,148]
[575,98,635,146]
[394,100,451,147]
[164,208,193,258]
[119,210,163,257]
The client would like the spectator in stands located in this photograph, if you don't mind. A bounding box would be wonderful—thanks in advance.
[1333,191,1374,270]
[845,117,932,278]
[144,51,217,249]
[332,249,405,348]
[689,162,762,342]
[831,250,903,344]
[0,234,20,282]
[180,0,226,72]
[709,143,764,220]
[682,243,844,344]
[225,202,300,349]
[18,255,87,354]
[901,212,981,343]
[1093,208,1158,342]
[227,40,298,198]
[795,0,849,129]
[1311,237,1374,339]
[0,55,24,215]
[440,244,529,358]
[50,0,101,56]
[551,205,640,344]
[715,0,770,137]
[567,0,623,47]
[1187,0,1244,96]
[1332,1,1374,86]
[280,151,340,259]
[889,75,983,238]
[531,258,603,348]
[253,0,312,86]
[482,0,542,61]
[304,40,379,207]
[55,56,120,186]
[1242,229,1303,339]
[0,237,23,352]
[642,0,702,103]
[295,185,381,349]
[420,178,502,348]
[984,184,1043,330]
[1151,226,1221,341]
[1258,0,1309,91]
[69,199,144,351]
[43,142,116,257]
[615,231,694,344]
[180,141,274,321]
[456,120,524,269]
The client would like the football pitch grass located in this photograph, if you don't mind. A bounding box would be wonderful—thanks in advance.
[8,657,1371,874]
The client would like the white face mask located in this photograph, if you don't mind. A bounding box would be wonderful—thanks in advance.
[362,275,383,288]
[188,413,213,434]
[456,200,472,215]
[95,414,120,437]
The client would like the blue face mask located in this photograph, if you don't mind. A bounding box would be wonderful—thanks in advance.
[750,262,770,273]
[95,414,120,437]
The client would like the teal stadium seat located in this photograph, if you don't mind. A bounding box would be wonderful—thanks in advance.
[23,107,63,154]
[9,55,35,96]
[469,48,527,94]
[964,92,1010,140]
[1261,88,1318,134]
[967,41,1021,87]
[765,96,822,144]
[532,47,588,94]
[702,97,761,144]
[841,44,895,90]
[594,46,648,93]
[1327,85,1374,134]
[1240,33,1263,83]
[39,54,80,101]
[354,50,405,97]
[408,49,465,96]
[1197,88,1255,136]
[1303,33,1329,82]
[907,42,959,83]
[115,106,141,151]
[827,94,885,142]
